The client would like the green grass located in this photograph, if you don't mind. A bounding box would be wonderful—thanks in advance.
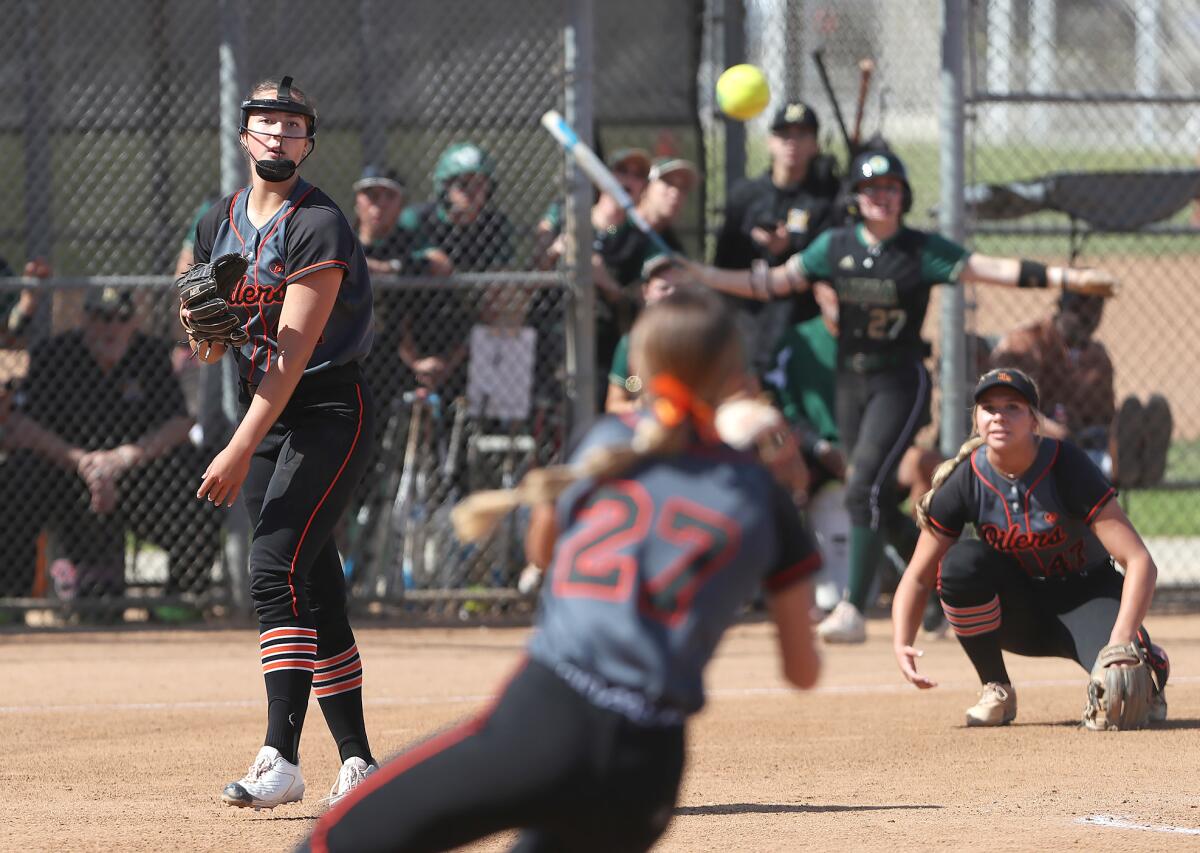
[1119,439,1200,537]
[732,134,1199,260]
[1122,490,1200,538]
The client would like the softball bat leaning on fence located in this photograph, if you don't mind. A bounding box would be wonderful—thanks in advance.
[540,109,676,258]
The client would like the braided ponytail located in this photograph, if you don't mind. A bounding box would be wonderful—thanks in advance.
[452,286,741,542]
[914,434,984,532]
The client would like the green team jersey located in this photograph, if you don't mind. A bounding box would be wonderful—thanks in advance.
[608,333,631,387]
[791,224,970,368]
[764,317,839,443]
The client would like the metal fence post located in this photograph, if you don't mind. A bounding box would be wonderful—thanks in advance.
[721,0,746,192]
[217,0,251,618]
[564,0,596,433]
[939,0,967,457]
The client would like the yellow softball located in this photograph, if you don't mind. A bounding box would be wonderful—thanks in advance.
[716,64,770,121]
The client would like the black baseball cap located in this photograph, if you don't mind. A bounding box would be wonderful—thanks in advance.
[353,165,405,194]
[973,367,1039,409]
[770,101,819,134]
[84,286,136,321]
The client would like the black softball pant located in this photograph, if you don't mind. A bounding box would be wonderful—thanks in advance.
[242,370,374,628]
[836,360,931,529]
[300,658,686,853]
[938,538,1123,672]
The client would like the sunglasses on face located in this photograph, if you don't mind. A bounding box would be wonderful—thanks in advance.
[614,165,649,180]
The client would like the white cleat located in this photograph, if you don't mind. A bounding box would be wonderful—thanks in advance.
[965,682,1017,727]
[816,600,867,644]
[323,756,378,810]
[221,746,305,809]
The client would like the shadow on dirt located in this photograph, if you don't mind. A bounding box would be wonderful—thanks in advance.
[674,803,943,816]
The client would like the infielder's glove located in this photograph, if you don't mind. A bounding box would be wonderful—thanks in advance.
[1082,642,1156,731]
[176,253,249,350]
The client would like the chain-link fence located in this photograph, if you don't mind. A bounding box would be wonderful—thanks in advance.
[0,0,711,625]
[712,0,1200,600]
[963,0,1200,594]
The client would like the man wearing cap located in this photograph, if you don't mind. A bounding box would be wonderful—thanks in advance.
[604,251,687,414]
[535,147,654,400]
[0,287,222,613]
[352,165,421,414]
[395,143,513,397]
[715,101,840,379]
[353,165,416,278]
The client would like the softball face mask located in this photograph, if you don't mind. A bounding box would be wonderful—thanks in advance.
[239,76,317,183]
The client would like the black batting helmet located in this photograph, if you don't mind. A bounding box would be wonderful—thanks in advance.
[239,76,317,138]
[849,150,912,213]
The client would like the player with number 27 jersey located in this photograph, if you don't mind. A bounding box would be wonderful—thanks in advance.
[529,414,821,716]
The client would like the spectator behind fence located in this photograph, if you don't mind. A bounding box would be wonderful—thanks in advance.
[715,101,840,379]
[605,251,686,415]
[396,143,513,397]
[352,165,417,404]
[535,147,653,395]
[989,291,1173,487]
[0,286,223,612]
[0,256,52,347]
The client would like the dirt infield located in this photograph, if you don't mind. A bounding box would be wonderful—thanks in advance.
[3,616,1199,852]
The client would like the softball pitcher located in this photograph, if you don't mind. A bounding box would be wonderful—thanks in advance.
[893,368,1168,728]
[184,77,379,809]
[687,150,1117,644]
[298,287,822,853]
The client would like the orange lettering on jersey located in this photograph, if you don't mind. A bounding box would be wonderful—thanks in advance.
[230,279,286,306]
[978,522,1066,551]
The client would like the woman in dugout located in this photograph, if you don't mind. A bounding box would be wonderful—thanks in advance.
[892,367,1169,727]
[298,287,822,853]
[184,77,379,810]
[685,149,1116,644]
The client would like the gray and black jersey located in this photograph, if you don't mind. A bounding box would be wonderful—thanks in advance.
[927,438,1117,578]
[194,179,374,385]
[527,415,820,717]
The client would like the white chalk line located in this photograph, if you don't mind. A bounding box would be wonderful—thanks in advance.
[2,675,1196,716]
[1077,814,1200,836]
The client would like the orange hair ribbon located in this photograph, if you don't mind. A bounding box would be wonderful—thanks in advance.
[647,374,718,442]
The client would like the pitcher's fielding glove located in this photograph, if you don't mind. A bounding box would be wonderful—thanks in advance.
[176,253,249,350]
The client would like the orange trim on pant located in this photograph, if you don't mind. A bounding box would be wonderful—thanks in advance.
[286,383,365,617]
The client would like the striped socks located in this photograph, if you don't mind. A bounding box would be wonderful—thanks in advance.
[260,626,318,764]
[314,644,364,699]
[942,595,1001,637]
[315,630,373,765]
[256,625,373,765]
[941,594,1009,685]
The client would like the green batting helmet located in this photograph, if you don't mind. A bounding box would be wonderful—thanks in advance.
[434,143,496,194]
[850,150,912,213]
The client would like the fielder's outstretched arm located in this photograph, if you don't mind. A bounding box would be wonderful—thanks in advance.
[892,529,956,689]
[960,254,1117,297]
[682,256,812,302]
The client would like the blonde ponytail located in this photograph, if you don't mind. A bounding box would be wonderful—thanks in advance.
[915,434,985,532]
[450,416,691,543]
